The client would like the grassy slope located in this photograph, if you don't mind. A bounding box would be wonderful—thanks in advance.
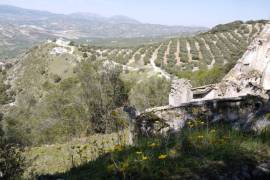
[47,122,270,179]
[24,130,131,178]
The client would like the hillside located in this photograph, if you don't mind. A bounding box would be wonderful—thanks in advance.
[0,5,206,58]
[78,20,268,86]
[2,20,268,115]
[0,20,270,179]
[35,20,270,180]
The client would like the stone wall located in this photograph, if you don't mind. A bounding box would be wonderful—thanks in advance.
[136,95,270,136]
[169,79,193,107]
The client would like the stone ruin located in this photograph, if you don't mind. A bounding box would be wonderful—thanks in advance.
[169,79,193,107]
[169,22,270,106]
[136,21,270,136]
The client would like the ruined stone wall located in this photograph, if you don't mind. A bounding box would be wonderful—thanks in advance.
[169,79,193,107]
[137,95,270,136]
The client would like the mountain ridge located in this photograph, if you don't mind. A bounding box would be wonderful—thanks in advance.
[0,5,208,58]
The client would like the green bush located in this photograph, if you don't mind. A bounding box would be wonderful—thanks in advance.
[0,120,25,180]
[51,74,62,83]
[129,76,170,111]
[4,59,129,145]
[176,65,226,87]
[0,139,25,179]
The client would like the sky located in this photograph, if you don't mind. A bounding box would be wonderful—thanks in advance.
[0,0,269,27]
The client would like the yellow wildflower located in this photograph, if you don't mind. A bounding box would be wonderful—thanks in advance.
[149,143,158,148]
[197,135,204,139]
[119,162,129,172]
[169,149,177,156]
[114,145,123,152]
[219,139,225,144]
[210,129,216,133]
[107,164,115,172]
[158,154,167,160]
[136,151,143,155]
[142,156,149,161]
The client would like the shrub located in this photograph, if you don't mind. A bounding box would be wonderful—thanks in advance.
[176,65,226,87]
[52,74,62,83]
[0,136,25,179]
[83,52,88,58]
[0,73,10,104]
[129,76,170,111]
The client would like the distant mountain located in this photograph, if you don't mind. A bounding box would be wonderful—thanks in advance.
[0,5,208,58]
[0,5,57,21]
[69,12,107,22]
[69,13,140,24]
[108,15,141,24]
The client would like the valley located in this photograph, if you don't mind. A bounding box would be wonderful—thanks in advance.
[78,20,267,86]
[0,5,206,58]
[0,3,270,180]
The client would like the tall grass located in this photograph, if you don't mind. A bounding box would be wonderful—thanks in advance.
[47,120,270,179]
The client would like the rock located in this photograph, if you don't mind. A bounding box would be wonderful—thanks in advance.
[123,106,138,119]
[256,161,270,173]
[252,161,270,178]
[252,118,270,132]
[262,62,270,90]
[55,38,71,47]
[169,78,193,107]
[138,95,267,136]
[135,112,169,136]
[50,47,68,55]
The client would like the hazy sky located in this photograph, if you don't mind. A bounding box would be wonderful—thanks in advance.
[0,0,269,27]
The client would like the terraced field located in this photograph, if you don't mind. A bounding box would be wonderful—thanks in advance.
[78,20,267,84]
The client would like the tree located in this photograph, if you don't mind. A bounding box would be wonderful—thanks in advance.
[83,52,88,58]
[129,76,171,111]
[0,115,25,179]
[78,60,128,133]
[0,73,10,104]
